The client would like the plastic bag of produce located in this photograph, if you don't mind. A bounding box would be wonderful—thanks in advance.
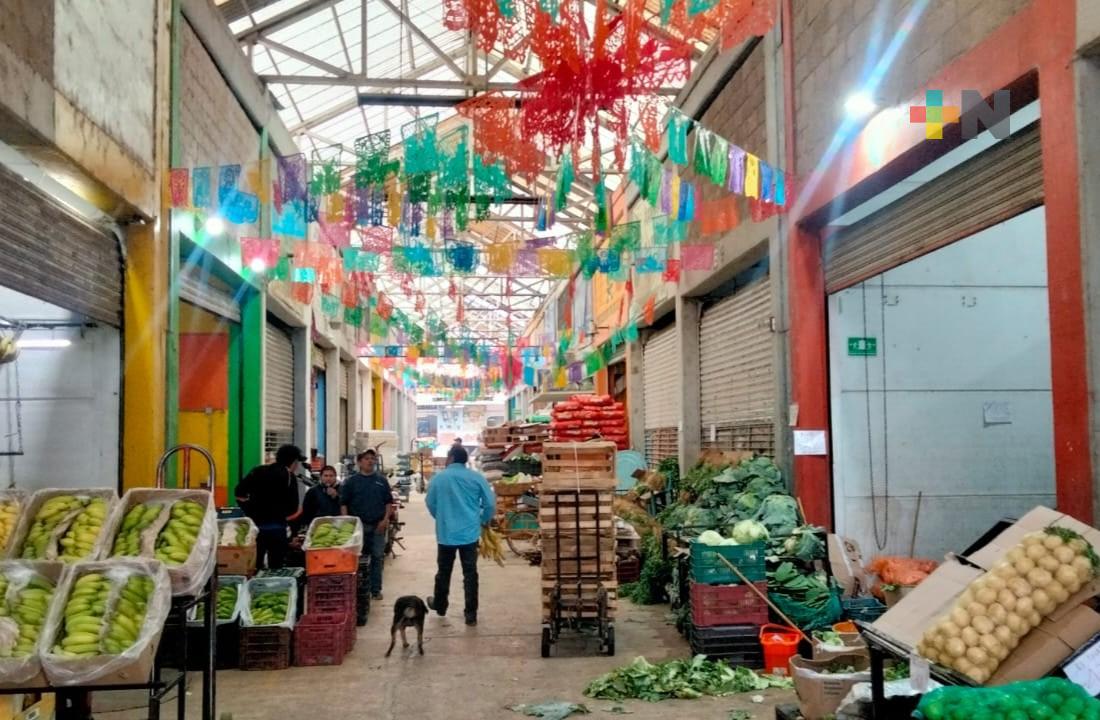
[0,561,63,687]
[241,577,297,630]
[914,677,1100,719]
[0,491,25,557]
[303,516,364,554]
[11,489,119,563]
[187,575,246,627]
[217,518,257,548]
[101,489,218,597]
[40,558,171,687]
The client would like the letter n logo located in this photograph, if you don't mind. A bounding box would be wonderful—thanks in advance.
[961,89,1011,139]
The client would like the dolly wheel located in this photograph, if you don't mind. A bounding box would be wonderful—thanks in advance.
[541,627,552,658]
[605,625,615,656]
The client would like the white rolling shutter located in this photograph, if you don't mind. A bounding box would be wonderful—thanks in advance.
[265,320,295,453]
[339,361,350,399]
[178,264,240,322]
[643,324,679,465]
[699,275,776,455]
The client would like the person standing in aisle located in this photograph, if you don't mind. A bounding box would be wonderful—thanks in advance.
[236,444,304,570]
[341,449,394,600]
[294,465,342,534]
[426,446,495,626]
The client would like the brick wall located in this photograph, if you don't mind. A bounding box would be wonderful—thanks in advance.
[179,20,259,169]
[793,0,1030,176]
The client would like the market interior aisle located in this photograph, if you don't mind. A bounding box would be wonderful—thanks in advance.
[110,493,787,719]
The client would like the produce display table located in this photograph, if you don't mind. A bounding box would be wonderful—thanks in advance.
[856,621,970,719]
[0,574,218,720]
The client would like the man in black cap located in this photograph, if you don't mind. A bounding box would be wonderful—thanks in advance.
[236,444,304,569]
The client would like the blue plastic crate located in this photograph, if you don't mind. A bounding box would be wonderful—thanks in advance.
[842,597,887,623]
[690,541,767,584]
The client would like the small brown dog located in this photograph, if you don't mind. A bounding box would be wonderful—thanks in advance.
[385,595,427,657]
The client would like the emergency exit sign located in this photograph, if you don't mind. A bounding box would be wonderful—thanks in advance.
[848,337,877,356]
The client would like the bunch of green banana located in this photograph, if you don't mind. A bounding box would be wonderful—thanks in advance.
[111,502,165,557]
[309,520,356,549]
[57,498,109,561]
[217,584,239,619]
[153,501,205,566]
[53,572,111,657]
[0,574,55,658]
[248,589,290,625]
[21,496,86,560]
[101,575,153,655]
[0,499,20,552]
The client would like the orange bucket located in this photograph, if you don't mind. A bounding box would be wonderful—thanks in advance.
[832,621,857,634]
[759,624,801,675]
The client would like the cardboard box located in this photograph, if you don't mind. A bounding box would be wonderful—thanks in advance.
[872,505,1100,684]
[791,654,871,720]
[988,604,1100,685]
[827,535,868,598]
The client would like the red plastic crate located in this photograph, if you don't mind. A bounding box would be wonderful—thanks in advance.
[306,573,357,616]
[239,626,292,671]
[294,612,350,666]
[345,613,356,652]
[691,582,769,627]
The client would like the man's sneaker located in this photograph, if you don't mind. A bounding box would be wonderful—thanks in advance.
[372,592,383,601]
[427,596,445,616]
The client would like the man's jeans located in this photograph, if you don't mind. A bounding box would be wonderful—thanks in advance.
[257,523,288,569]
[362,529,386,594]
[432,542,479,621]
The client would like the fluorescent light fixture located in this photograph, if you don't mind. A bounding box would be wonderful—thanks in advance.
[249,257,267,273]
[16,338,72,349]
[844,91,877,119]
[204,216,226,235]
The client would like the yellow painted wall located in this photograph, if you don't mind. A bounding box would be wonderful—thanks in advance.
[373,372,383,430]
[177,302,230,493]
[122,224,166,490]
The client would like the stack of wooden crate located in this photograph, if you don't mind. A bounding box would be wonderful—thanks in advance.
[540,442,618,621]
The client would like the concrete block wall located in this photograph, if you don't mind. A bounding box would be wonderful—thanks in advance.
[179,20,259,168]
[792,0,1029,175]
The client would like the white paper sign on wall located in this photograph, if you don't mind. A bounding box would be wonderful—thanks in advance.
[793,430,828,456]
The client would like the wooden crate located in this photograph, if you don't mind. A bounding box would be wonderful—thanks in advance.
[493,481,539,498]
[541,582,618,620]
[481,426,512,445]
[541,442,616,490]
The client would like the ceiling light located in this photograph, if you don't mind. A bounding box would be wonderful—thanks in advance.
[844,91,877,119]
[204,216,226,236]
[249,257,267,273]
[17,338,72,349]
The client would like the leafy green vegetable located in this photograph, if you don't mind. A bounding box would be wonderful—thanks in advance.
[508,702,589,720]
[822,663,857,674]
[812,629,842,646]
[768,562,842,630]
[621,533,671,605]
[885,662,909,682]
[781,526,826,562]
[583,656,793,702]
[730,519,769,544]
[757,495,800,537]
[728,712,753,720]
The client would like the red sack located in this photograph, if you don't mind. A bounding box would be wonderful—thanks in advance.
[556,401,581,411]
[574,394,612,406]
[552,411,576,421]
[552,420,583,430]
[599,410,625,421]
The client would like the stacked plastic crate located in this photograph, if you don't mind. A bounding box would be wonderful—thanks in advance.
[688,540,768,665]
[294,517,362,666]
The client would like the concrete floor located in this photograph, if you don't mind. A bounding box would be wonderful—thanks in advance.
[101,494,794,719]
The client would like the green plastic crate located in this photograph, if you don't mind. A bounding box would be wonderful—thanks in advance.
[690,541,766,584]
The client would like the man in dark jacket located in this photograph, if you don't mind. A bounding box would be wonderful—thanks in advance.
[236,444,303,569]
[295,465,342,533]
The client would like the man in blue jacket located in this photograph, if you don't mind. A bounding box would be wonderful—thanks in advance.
[426,446,496,626]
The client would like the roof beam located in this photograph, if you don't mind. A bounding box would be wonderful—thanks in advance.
[257,37,349,77]
[261,75,523,90]
[235,0,338,42]
[376,0,467,80]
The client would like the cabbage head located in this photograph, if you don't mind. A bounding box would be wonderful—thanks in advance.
[744,475,786,501]
[732,491,762,519]
[697,530,724,546]
[757,494,800,537]
[682,506,719,530]
[730,519,770,544]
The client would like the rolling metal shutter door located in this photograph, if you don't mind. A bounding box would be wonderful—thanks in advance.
[825,123,1043,293]
[339,362,350,456]
[699,276,776,455]
[643,324,679,465]
[178,264,240,322]
[265,321,295,453]
[0,163,121,326]
[339,362,350,399]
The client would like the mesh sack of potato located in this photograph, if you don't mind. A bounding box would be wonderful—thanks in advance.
[916,527,1098,683]
[40,559,171,686]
